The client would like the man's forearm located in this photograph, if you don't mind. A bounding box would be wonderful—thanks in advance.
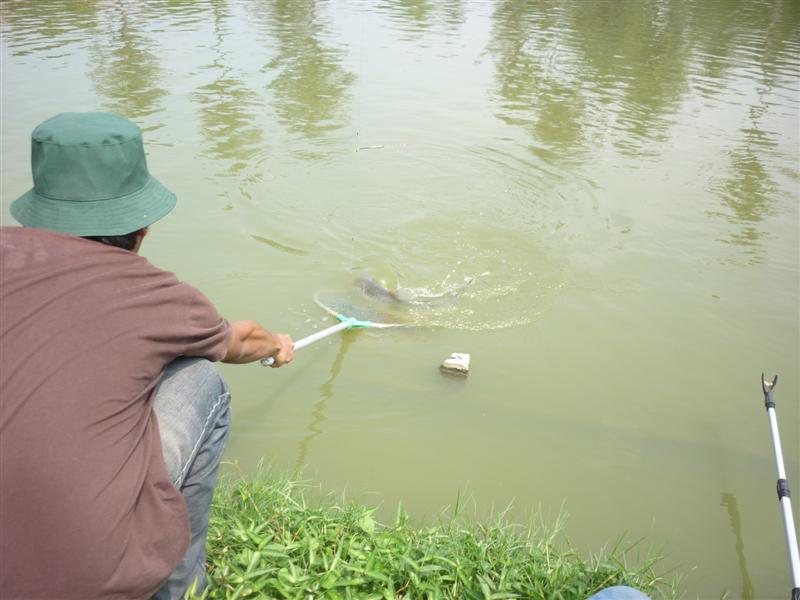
[222,320,294,365]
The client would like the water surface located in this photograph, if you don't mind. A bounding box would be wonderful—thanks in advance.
[2,1,799,597]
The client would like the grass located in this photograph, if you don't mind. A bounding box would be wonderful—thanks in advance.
[192,470,680,599]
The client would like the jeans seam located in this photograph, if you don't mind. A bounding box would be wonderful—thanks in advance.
[174,391,230,487]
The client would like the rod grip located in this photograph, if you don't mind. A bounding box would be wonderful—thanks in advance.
[779,479,792,500]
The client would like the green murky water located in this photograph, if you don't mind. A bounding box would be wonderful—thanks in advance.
[2,1,798,597]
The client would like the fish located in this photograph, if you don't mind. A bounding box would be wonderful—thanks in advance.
[356,277,403,302]
[355,276,475,305]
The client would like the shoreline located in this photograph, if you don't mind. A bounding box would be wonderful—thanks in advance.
[195,470,681,599]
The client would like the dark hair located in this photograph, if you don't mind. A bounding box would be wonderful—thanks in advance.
[83,231,140,251]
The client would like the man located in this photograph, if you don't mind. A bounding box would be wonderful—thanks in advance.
[0,112,294,599]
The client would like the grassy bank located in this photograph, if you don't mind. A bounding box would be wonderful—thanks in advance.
[195,471,679,599]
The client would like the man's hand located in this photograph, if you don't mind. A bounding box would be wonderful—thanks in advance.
[222,320,294,366]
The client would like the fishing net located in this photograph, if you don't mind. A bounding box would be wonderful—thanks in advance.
[313,292,408,328]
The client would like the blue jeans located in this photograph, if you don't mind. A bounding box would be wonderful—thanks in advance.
[150,358,231,600]
[588,586,650,600]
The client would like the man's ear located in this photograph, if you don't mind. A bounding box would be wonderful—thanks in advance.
[132,227,148,254]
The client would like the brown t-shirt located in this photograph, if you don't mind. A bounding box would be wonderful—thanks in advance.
[0,227,233,599]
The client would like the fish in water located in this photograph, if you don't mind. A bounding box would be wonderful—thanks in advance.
[356,277,403,302]
[355,276,475,305]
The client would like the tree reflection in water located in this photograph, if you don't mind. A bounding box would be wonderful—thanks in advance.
[1,0,101,57]
[88,3,167,123]
[487,0,799,261]
[252,0,355,159]
[192,0,265,174]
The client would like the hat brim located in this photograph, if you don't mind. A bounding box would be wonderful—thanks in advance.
[10,175,176,236]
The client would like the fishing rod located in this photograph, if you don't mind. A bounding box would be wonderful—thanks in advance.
[761,374,800,600]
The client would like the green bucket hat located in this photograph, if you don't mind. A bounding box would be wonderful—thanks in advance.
[10,112,176,236]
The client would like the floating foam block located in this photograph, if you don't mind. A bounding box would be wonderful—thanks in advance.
[440,352,470,376]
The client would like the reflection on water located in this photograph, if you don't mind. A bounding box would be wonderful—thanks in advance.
[295,334,354,470]
[490,0,704,160]
[375,0,467,39]
[488,0,691,162]
[689,1,763,98]
[141,0,219,31]
[488,1,592,163]
[706,0,800,261]
[253,0,354,157]
[376,0,434,36]
[569,0,691,155]
[0,0,100,57]
[720,493,755,600]
[714,138,776,262]
[440,0,465,28]
[1,2,799,597]
[192,1,264,173]
[89,3,166,121]
[487,0,799,259]
[4,0,793,259]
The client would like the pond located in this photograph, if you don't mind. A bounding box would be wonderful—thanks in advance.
[2,1,798,597]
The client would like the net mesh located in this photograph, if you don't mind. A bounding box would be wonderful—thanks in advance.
[313,293,408,328]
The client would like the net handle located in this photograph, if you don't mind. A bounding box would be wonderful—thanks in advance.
[260,316,369,367]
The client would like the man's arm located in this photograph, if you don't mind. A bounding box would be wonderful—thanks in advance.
[222,320,294,366]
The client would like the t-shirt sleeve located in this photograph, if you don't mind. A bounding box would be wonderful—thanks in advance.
[182,285,233,362]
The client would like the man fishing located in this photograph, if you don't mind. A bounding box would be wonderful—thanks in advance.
[0,112,294,600]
